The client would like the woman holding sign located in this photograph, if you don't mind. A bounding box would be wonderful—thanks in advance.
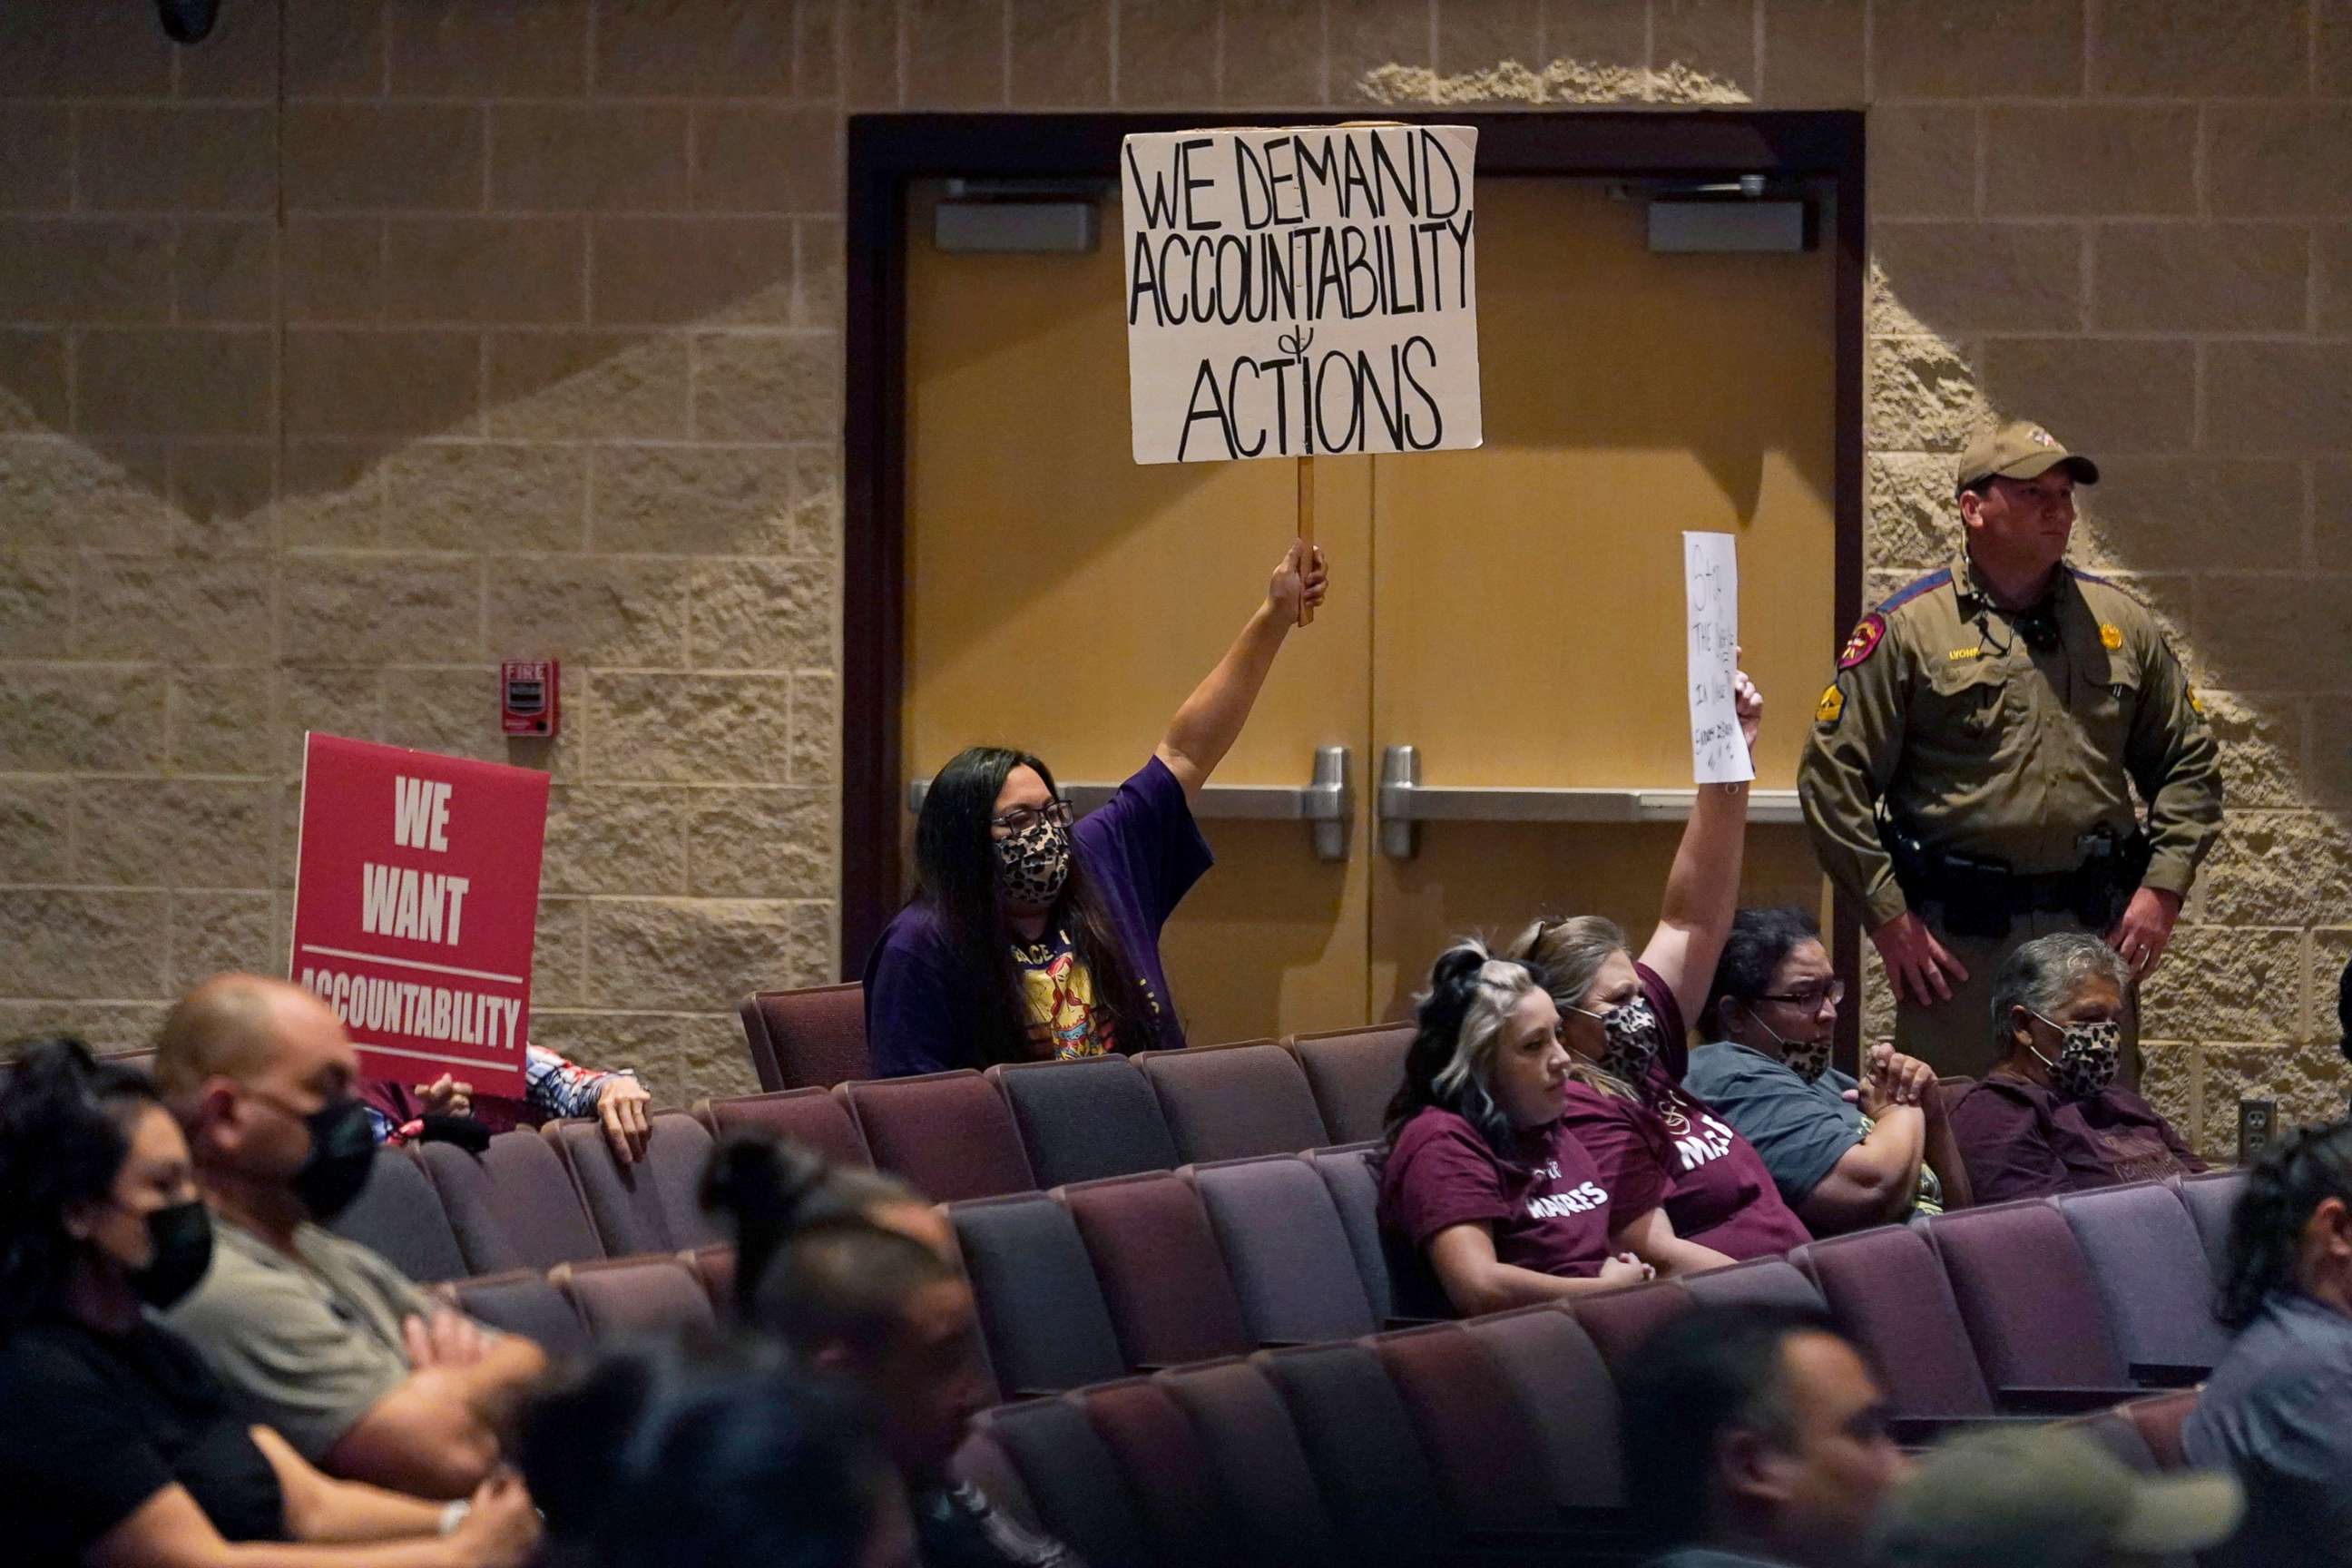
[1501,663,1814,1264]
[864,541,1329,1075]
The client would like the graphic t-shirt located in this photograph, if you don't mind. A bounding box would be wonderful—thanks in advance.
[1559,966,1812,1260]
[1947,1072,2208,1205]
[1013,929,1115,1058]
[865,756,1212,1074]
[1377,1107,1661,1288]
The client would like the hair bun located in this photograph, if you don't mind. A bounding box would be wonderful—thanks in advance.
[698,1132,829,1232]
[5,1036,99,1099]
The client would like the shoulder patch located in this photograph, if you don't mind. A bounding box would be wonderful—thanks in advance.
[1875,569,1954,618]
[1816,684,1846,728]
[1838,615,1886,671]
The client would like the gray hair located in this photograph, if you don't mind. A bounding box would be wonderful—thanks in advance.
[1987,931,2131,1058]
[1423,942,1544,1143]
[1505,915,1629,1013]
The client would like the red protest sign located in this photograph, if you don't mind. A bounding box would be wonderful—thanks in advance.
[289,735,549,1099]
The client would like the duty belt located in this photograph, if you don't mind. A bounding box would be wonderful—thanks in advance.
[1879,818,2151,942]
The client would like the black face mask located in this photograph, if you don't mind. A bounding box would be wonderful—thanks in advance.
[291,1100,377,1222]
[128,1200,213,1309]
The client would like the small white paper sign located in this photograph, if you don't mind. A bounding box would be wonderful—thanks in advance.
[1119,124,1482,466]
[1685,532,1754,786]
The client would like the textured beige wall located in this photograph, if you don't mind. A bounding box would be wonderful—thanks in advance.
[2,0,2347,1139]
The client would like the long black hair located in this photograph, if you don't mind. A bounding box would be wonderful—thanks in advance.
[0,1037,162,1333]
[2218,1119,2352,1330]
[1699,906,1822,1040]
[912,745,1158,1066]
[699,1132,924,1323]
[517,1338,888,1568]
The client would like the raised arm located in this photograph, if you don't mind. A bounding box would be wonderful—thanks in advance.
[1153,541,1328,802]
[1640,669,1761,1026]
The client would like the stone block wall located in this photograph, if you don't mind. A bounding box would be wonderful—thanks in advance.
[3,0,2348,1135]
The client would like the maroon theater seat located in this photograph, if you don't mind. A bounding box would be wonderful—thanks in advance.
[1154,1358,1339,1568]
[1286,1024,1414,1145]
[2174,1169,2246,1288]
[446,1268,592,1361]
[694,1086,873,1171]
[1372,1323,1561,1537]
[1924,1200,2135,1403]
[1060,1172,1252,1370]
[420,1131,604,1275]
[2055,1181,2231,1377]
[557,1255,717,1340]
[841,1070,1035,1202]
[1076,1378,1246,1567]
[1305,1144,1396,1324]
[1569,1278,1695,1373]
[1464,1306,1628,1512]
[1254,1342,1457,1563]
[969,1396,1154,1568]
[1681,1257,1826,1315]
[545,1111,723,1259]
[949,1192,1126,1396]
[1791,1226,1994,1421]
[328,1145,467,1283]
[738,982,867,1092]
[1135,1043,1329,1163]
[989,1055,1180,1188]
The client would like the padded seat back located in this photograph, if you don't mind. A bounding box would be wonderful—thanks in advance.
[1136,1044,1328,1163]
[739,982,867,1091]
[558,1255,717,1340]
[1191,1155,1377,1342]
[989,1055,1180,1188]
[949,1192,1126,1396]
[1256,1342,1455,1563]
[1569,1279,1694,1371]
[974,1396,1155,1568]
[328,1146,467,1283]
[547,1112,721,1258]
[1306,1144,1394,1324]
[422,1131,604,1275]
[696,1086,872,1171]
[1681,1257,1827,1314]
[447,1269,592,1361]
[1286,1024,1413,1145]
[1926,1200,2132,1391]
[1793,1226,1994,1418]
[2173,1169,2248,1289]
[1371,1323,1560,1535]
[1060,1172,1252,1369]
[1075,1378,1245,1567]
[841,1071,1035,1202]
[2057,1181,2232,1374]
[1155,1358,1339,1568]
[1464,1306,1626,1510]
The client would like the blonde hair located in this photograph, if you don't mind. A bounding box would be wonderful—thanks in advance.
[1504,915,1642,1105]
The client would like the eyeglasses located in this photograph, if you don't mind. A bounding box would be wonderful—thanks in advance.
[1751,979,1846,1010]
[990,799,1073,836]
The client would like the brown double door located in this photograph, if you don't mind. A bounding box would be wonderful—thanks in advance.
[902,177,1839,1045]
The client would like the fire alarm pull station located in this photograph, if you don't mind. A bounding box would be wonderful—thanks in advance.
[500,661,558,737]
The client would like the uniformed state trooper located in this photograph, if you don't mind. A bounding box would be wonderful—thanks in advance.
[1798,420,2225,1077]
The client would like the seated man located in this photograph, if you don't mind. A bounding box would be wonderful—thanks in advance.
[1622,1303,1908,1568]
[359,1044,653,1164]
[154,974,548,1500]
[1946,931,2205,1204]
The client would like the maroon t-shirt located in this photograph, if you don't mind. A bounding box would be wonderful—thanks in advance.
[1377,1108,1661,1283]
[1557,963,1811,1261]
[1948,1072,2209,1205]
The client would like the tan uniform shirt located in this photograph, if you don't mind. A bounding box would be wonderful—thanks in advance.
[1799,545,2222,928]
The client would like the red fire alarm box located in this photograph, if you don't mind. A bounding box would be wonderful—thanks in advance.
[500,660,559,737]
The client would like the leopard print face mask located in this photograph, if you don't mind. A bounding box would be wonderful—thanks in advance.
[1596,995,1665,1086]
[995,817,1073,907]
[2028,1013,2122,1101]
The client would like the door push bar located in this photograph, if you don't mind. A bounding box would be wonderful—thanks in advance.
[1375,743,1804,860]
[907,745,1354,864]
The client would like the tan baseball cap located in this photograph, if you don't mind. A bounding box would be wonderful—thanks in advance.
[1955,418,2101,494]
[1874,1426,2243,1568]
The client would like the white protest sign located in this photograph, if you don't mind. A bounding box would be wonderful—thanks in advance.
[1684,532,1754,786]
[1120,124,1482,466]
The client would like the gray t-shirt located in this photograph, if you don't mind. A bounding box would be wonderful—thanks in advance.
[1682,1043,1864,1209]
[2183,1291,2352,1568]
[164,1214,435,1463]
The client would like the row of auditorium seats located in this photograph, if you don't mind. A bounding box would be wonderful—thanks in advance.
[420,1173,2233,1568]
[328,1034,1414,1281]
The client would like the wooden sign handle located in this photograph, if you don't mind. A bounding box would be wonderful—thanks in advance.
[1296,456,1315,627]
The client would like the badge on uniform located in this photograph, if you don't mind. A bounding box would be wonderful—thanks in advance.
[1838,615,1885,671]
[1816,684,1845,728]
[2189,688,2205,716]
[2099,623,2123,650]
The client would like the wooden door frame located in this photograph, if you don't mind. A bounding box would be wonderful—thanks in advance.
[844,109,1867,1063]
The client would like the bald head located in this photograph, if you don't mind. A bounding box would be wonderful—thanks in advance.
[155,975,358,1112]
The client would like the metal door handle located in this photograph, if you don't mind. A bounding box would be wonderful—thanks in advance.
[1377,744,1800,859]
[907,745,1353,863]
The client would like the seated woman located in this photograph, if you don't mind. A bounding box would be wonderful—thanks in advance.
[1947,930,2206,1202]
[1687,906,1972,1234]
[1504,671,1810,1263]
[0,1037,539,1568]
[865,542,1329,1075]
[360,1045,654,1164]
[2182,1118,2352,1568]
[1377,945,1737,1318]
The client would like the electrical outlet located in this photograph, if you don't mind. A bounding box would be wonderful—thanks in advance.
[2239,1098,2278,1165]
